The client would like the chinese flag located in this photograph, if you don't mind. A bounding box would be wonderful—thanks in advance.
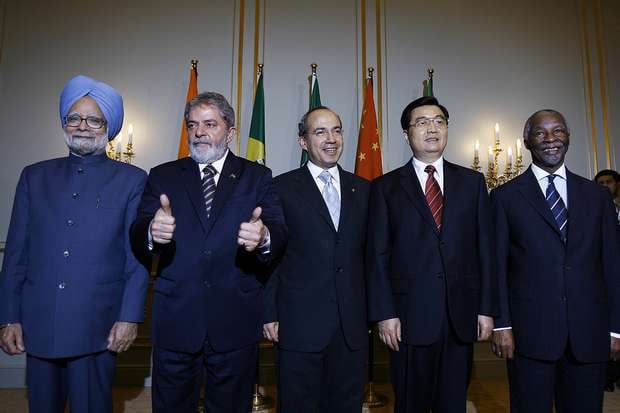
[177,63,198,158]
[354,78,383,180]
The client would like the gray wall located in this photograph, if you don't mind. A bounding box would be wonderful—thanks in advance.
[0,0,617,387]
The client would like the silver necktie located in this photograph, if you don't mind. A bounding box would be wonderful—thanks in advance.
[319,170,340,229]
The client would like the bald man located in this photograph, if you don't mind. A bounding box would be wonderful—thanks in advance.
[0,75,148,413]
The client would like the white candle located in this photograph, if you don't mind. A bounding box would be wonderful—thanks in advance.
[494,122,500,140]
[507,147,513,164]
[516,138,522,157]
[474,140,480,158]
[488,146,494,165]
[116,135,122,154]
[128,124,134,145]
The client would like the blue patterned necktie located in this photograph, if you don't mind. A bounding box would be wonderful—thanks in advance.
[202,165,217,218]
[545,174,568,241]
[318,170,340,229]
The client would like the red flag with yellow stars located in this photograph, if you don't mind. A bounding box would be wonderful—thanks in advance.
[355,77,383,180]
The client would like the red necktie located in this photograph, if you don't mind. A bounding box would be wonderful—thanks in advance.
[424,165,443,231]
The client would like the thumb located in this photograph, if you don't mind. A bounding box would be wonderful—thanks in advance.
[160,194,172,215]
[249,206,262,223]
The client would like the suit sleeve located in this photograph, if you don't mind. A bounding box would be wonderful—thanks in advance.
[601,189,620,334]
[118,172,150,322]
[476,174,498,317]
[0,169,30,324]
[491,189,511,328]
[366,180,396,322]
[254,168,287,264]
[130,168,166,264]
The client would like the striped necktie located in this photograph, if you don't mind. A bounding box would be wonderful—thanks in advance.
[424,165,443,231]
[202,165,217,218]
[318,170,340,229]
[545,174,568,241]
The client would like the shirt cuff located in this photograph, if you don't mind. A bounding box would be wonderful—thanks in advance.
[257,228,271,254]
[493,327,512,331]
[147,220,154,251]
[611,332,620,339]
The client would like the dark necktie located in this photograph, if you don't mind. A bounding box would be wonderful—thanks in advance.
[545,174,568,241]
[202,165,217,217]
[424,165,443,231]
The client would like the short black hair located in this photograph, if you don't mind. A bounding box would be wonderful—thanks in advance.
[400,96,449,131]
[522,109,569,140]
[594,169,620,182]
[298,106,342,137]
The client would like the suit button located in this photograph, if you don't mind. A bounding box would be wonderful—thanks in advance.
[564,265,571,271]
[67,219,74,227]
[436,273,444,279]
[63,250,70,258]
[337,268,344,273]
[58,282,66,290]
[203,250,211,256]
[561,296,567,302]
[203,281,211,287]
[77,168,84,174]
[72,192,79,199]
[336,238,342,245]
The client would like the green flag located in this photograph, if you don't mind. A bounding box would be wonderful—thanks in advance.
[300,72,322,166]
[246,73,265,164]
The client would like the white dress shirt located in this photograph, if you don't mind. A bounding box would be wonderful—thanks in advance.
[307,161,342,199]
[198,149,229,183]
[411,156,444,194]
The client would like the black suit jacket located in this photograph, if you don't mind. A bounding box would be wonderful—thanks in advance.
[264,166,369,352]
[367,159,497,345]
[492,166,620,362]
[131,153,286,353]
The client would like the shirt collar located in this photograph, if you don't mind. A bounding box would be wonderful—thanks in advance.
[412,156,444,178]
[68,151,109,165]
[307,160,340,184]
[531,163,566,183]
[198,149,229,175]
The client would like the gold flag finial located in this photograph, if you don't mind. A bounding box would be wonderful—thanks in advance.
[258,63,264,75]
[427,67,434,79]
[368,67,374,79]
[191,59,198,70]
[311,63,318,74]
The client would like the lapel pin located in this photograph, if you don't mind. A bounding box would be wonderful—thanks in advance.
[229,173,237,179]
[352,187,356,192]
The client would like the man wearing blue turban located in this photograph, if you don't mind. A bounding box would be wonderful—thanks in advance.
[0,75,148,413]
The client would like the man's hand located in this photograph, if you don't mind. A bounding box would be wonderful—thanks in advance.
[263,322,279,342]
[0,323,25,355]
[492,329,515,359]
[378,318,401,351]
[477,315,494,341]
[237,207,267,252]
[107,322,138,353]
[150,194,176,244]
[611,336,620,361]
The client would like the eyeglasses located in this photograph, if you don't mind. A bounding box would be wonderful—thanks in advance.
[64,114,106,129]
[410,116,448,129]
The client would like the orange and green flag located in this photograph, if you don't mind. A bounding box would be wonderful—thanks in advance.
[300,71,321,166]
[246,70,265,164]
[355,75,383,180]
[177,60,198,158]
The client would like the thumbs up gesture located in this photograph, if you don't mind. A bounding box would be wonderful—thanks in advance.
[150,194,176,244]
[237,206,269,252]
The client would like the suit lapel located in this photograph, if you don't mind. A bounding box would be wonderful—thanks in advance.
[398,161,440,237]
[208,152,243,229]
[565,169,583,249]
[516,167,562,238]
[441,160,458,239]
[337,166,356,233]
[294,166,336,232]
[179,157,211,234]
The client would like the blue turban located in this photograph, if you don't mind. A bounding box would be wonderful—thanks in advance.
[59,75,124,140]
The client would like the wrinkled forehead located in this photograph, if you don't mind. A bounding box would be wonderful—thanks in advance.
[68,96,104,118]
[531,112,567,129]
[188,104,225,123]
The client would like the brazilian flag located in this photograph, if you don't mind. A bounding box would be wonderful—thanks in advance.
[300,73,322,166]
[246,72,265,164]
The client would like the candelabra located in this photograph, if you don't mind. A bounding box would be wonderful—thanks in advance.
[472,123,524,190]
[106,124,136,164]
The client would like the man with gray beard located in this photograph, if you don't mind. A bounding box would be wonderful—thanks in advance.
[0,75,149,413]
[130,92,286,412]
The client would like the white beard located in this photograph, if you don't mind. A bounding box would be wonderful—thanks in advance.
[64,131,108,156]
[189,137,229,164]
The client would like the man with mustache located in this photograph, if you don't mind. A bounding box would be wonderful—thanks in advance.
[0,75,148,412]
[130,92,286,412]
[262,106,369,412]
[491,109,620,412]
[367,96,497,412]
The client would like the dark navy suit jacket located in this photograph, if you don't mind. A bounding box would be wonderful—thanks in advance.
[0,153,148,358]
[367,159,497,345]
[491,166,620,362]
[131,153,286,353]
[264,166,369,352]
